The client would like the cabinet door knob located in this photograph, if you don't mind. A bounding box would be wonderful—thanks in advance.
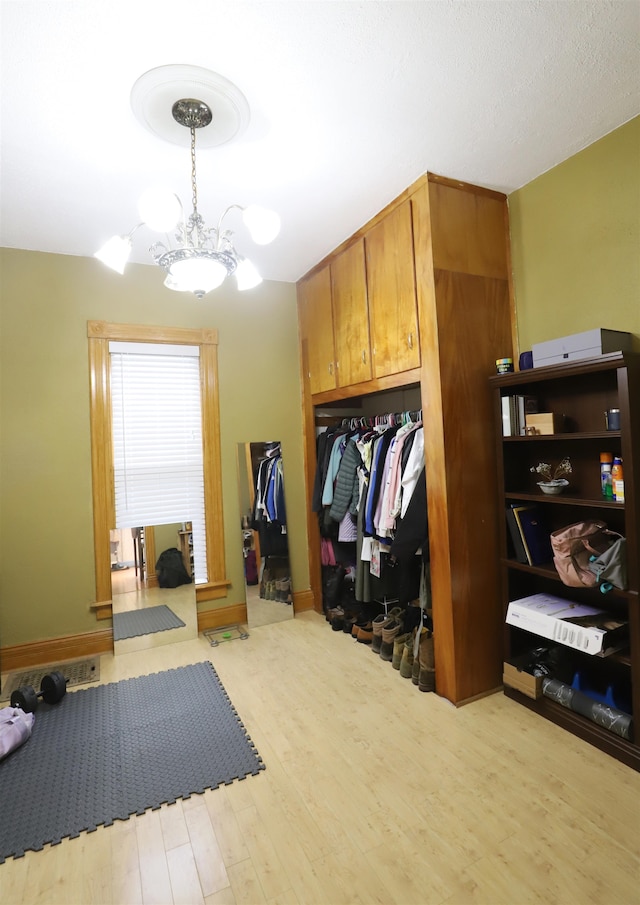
[362,350,367,364]
[408,332,413,349]
[328,362,334,375]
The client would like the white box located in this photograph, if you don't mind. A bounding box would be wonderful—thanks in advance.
[532,329,632,368]
[506,593,628,656]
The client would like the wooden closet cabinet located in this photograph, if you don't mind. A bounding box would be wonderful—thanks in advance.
[365,200,420,378]
[331,239,372,387]
[298,263,336,395]
[297,173,515,707]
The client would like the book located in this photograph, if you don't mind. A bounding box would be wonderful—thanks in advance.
[501,396,512,436]
[501,395,527,436]
[505,505,528,563]
[512,504,552,566]
[516,395,526,436]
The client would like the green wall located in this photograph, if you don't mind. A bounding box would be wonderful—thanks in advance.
[509,115,640,353]
[2,116,639,651]
[0,250,307,647]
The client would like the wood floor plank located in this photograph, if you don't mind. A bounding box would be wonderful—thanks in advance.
[110,818,143,905]
[166,841,205,905]
[184,800,231,898]
[135,809,174,905]
[204,788,251,867]
[226,858,268,904]
[159,800,190,851]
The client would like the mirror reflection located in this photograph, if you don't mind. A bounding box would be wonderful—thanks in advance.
[237,442,293,628]
[110,522,198,655]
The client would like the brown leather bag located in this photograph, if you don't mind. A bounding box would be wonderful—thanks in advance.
[550,520,619,588]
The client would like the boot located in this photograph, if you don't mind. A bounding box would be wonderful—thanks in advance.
[418,630,435,692]
[400,631,415,679]
[371,613,390,653]
[380,619,403,662]
[392,632,410,670]
[411,627,426,685]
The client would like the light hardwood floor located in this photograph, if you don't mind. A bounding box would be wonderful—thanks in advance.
[1,610,638,905]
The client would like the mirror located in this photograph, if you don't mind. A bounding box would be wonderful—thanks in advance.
[237,442,293,628]
[110,522,198,654]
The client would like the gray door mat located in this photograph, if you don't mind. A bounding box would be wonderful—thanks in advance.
[0,661,265,862]
[0,657,100,702]
[112,604,185,641]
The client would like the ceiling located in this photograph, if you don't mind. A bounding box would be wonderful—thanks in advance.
[1,1,639,285]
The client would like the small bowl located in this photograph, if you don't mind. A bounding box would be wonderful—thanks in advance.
[537,479,569,495]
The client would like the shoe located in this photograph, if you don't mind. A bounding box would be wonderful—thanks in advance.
[418,630,435,692]
[356,621,373,643]
[400,631,415,679]
[380,619,403,661]
[371,613,390,654]
[392,632,410,670]
[411,627,427,685]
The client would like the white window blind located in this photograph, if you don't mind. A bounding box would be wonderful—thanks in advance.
[109,342,207,584]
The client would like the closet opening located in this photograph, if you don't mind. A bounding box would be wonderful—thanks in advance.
[312,384,432,684]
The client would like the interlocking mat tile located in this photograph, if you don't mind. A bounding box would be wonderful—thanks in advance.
[0,661,265,862]
[112,604,186,641]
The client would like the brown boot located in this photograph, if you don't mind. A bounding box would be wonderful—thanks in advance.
[371,612,390,653]
[380,619,403,661]
[400,631,415,679]
[392,632,410,670]
[410,627,426,684]
[418,630,435,692]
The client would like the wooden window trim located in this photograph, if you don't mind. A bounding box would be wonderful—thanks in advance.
[87,320,229,607]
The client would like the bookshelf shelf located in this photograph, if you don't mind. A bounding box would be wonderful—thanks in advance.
[490,352,640,771]
[503,430,622,442]
[505,491,624,509]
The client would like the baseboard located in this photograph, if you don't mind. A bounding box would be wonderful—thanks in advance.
[0,629,113,673]
[292,589,315,613]
[453,685,503,707]
[197,603,248,632]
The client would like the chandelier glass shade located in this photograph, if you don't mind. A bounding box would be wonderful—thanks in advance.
[95,95,280,299]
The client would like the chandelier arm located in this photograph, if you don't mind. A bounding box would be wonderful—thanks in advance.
[215,203,244,238]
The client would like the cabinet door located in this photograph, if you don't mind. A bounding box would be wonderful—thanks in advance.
[365,201,420,378]
[298,265,337,395]
[331,239,372,387]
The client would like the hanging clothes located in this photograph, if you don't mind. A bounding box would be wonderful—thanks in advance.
[251,444,288,557]
[313,412,428,605]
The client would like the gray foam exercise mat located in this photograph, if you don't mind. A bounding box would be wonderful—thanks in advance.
[1,657,100,702]
[0,661,265,862]
[112,604,186,641]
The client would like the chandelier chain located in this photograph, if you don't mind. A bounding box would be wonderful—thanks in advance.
[190,126,198,214]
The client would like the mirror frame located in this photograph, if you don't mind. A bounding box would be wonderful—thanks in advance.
[87,320,230,610]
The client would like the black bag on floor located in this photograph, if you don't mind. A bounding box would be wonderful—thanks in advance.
[155,547,192,588]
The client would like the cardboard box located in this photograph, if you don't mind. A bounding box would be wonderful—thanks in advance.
[506,593,628,656]
[524,412,563,435]
[503,659,543,699]
[532,329,632,368]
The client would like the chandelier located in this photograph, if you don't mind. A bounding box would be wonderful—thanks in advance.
[95,68,280,299]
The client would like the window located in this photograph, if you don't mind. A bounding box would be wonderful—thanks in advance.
[110,342,207,584]
[88,321,229,607]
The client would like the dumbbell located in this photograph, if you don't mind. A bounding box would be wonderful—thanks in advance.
[10,670,68,713]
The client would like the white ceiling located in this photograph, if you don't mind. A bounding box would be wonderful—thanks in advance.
[1,1,639,284]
